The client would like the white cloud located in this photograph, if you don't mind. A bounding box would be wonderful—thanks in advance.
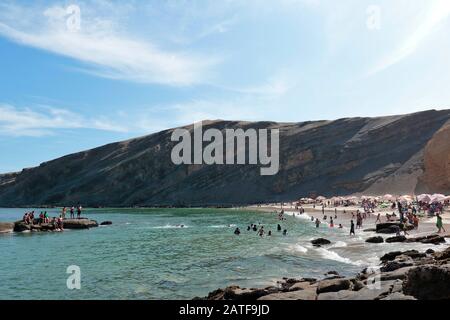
[369,0,450,75]
[0,104,128,137]
[0,3,219,86]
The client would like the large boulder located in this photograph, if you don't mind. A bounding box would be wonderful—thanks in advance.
[317,278,352,294]
[403,265,450,300]
[63,219,98,229]
[13,221,31,232]
[386,236,407,243]
[258,288,317,300]
[0,222,14,233]
[311,238,331,246]
[366,236,384,243]
[433,247,450,261]
[376,223,400,234]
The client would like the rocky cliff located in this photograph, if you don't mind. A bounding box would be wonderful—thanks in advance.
[0,109,449,207]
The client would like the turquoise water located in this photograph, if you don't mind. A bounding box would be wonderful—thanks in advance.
[1,207,445,300]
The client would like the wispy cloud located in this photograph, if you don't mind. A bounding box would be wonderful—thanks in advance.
[369,0,450,75]
[0,104,128,137]
[0,2,219,86]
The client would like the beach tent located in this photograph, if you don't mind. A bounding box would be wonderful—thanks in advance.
[417,194,432,203]
[431,194,446,203]
[399,195,413,202]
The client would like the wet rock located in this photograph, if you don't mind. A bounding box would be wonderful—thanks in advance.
[311,238,331,246]
[407,234,446,245]
[63,219,98,229]
[0,222,14,233]
[317,290,358,300]
[380,266,415,281]
[288,281,317,292]
[100,221,112,226]
[403,265,450,300]
[426,249,435,254]
[258,288,317,300]
[433,247,450,260]
[366,236,384,243]
[376,223,401,234]
[380,251,403,262]
[381,261,413,272]
[317,278,352,294]
[13,221,31,232]
[385,236,407,243]
[380,292,416,300]
[325,271,339,276]
[363,228,376,232]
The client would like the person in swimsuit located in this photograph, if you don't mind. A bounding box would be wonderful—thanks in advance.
[436,214,446,233]
[350,220,355,236]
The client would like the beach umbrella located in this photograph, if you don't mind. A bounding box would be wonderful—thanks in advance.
[316,196,326,201]
[383,194,395,201]
[417,194,432,203]
[399,195,413,202]
[431,194,446,203]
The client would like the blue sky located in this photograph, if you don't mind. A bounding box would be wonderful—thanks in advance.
[1,0,450,173]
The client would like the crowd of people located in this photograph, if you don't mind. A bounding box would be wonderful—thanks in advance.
[21,205,84,231]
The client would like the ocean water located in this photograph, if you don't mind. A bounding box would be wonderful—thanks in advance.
[0,208,447,300]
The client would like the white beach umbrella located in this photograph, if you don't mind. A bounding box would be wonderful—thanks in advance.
[417,194,432,203]
[399,195,413,202]
[316,196,326,201]
[431,194,446,203]
[383,194,395,201]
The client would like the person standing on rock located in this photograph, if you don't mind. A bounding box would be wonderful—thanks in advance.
[77,205,82,219]
[70,207,75,219]
[61,207,66,219]
[436,214,446,233]
[350,220,355,236]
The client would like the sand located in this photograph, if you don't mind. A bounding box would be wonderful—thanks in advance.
[245,203,450,237]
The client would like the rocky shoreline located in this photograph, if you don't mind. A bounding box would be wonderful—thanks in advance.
[200,243,450,300]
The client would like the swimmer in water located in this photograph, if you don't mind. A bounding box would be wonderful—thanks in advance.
[282,229,287,236]
[234,228,241,235]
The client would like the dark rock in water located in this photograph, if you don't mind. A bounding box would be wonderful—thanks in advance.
[381,261,414,273]
[403,265,450,300]
[100,221,112,226]
[386,236,407,243]
[63,219,98,229]
[317,278,352,294]
[433,247,450,261]
[258,288,317,301]
[13,221,31,232]
[426,249,435,254]
[363,228,376,232]
[380,251,403,262]
[206,286,278,300]
[420,235,446,245]
[380,250,426,262]
[325,271,339,276]
[311,238,331,246]
[366,236,384,243]
[0,222,14,233]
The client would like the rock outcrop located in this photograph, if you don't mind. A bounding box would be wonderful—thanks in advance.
[202,247,450,300]
[0,222,14,233]
[12,219,98,232]
[0,110,449,207]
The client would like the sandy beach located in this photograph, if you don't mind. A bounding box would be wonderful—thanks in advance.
[245,203,450,238]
